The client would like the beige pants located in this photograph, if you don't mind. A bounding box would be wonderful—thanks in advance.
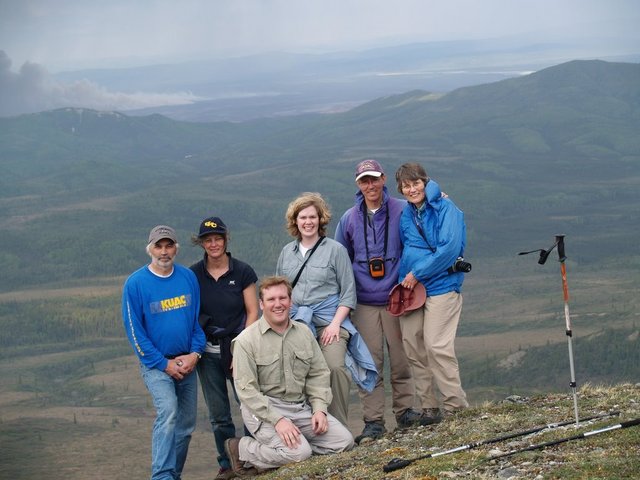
[316,325,351,426]
[399,291,468,411]
[239,397,354,470]
[351,304,415,423]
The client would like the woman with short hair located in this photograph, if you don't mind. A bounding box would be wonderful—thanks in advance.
[190,216,259,480]
[395,163,469,421]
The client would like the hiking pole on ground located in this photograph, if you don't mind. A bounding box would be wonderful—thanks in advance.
[519,234,579,424]
[488,417,640,461]
[382,411,620,472]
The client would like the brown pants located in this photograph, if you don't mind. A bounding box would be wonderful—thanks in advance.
[351,304,415,423]
[398,292,468,411]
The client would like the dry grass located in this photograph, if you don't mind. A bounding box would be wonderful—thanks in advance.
[0,265,637,479]
[255,383,640,480]
[1,350,638,480]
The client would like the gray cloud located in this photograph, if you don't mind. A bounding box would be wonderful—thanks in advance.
[0,50,202,117]
[2,0,638,71]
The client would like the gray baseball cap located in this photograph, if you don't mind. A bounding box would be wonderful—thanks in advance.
[148,225,177,244]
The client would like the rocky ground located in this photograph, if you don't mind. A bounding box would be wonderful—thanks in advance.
[250,383,640,480]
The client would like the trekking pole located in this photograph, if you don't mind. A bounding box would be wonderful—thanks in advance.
[488,417,640,460]
[382,411,619,472]
[519,234,579,424]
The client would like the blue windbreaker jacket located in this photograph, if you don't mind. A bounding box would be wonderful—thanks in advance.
[398,179,466,296]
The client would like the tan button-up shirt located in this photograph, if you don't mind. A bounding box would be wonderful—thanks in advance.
[231,315,332,426]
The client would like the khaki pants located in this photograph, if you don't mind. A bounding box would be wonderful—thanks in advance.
[399,291,468,411]
[316,325,351,426]
[239,397,354,470]
[351,304,415,423]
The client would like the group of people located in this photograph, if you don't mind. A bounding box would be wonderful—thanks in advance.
[122,159,469,479]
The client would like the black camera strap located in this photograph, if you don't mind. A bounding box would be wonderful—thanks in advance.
[412,208,436,253]
[362,201,390,262]
[291,236,324,289]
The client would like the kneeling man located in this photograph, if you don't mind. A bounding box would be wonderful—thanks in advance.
[226,276,354,475]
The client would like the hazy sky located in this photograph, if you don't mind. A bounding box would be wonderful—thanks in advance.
[1,0,638,71]
[1,0,638,117]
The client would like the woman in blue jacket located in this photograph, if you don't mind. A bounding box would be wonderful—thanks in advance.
[395,163,469,421]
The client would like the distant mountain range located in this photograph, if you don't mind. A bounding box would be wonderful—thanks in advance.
[1,59,638,294]
[53,36,640,122]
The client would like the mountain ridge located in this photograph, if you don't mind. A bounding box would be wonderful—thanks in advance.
[1,59,639,291]
[0,61,637,480]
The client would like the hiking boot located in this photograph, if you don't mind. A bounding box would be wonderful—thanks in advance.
[423,408,441,418]
[396,408,424,429]
[224,438,257,477]
[214,467,235,480]
[355,421,386,444]
[419,408,442,425]
[442,408,464,418]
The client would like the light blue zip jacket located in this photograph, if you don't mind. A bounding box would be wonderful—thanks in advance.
[398,179,466,296]
[290,294,378,392]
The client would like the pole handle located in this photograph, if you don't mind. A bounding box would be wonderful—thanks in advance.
[621,418,640,429]
[383,458,412,472]
[555,234,566,262]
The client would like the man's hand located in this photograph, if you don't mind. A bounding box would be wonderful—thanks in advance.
[275,417,302,448]
[164,360,185,380]
[174,352,199,375]
[165,353,199,380]
[311,411,328,435]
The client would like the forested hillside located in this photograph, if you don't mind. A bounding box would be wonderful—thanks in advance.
[0,59,638,395]
[1,59,638,291]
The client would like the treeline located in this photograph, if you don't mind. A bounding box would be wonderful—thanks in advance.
[0,294,122,356]
[2,61,640,294]
[2,166,638,293]
[463,327,639,392]
[1,188,294,292]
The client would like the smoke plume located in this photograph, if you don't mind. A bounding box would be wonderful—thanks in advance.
[0,50,201,117]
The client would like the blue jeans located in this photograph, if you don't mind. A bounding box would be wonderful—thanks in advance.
[140,363,198,480]
[196,351,238,470]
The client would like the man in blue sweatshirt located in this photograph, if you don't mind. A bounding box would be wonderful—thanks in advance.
[122,225,206,480]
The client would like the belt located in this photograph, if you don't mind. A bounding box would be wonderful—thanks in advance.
[165,352,189,359]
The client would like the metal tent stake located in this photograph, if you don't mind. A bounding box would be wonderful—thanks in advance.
[519,234,579,424]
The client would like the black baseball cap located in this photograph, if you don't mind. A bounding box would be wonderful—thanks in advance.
[198,217,228,237]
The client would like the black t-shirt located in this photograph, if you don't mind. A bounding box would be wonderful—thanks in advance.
[190,253,258,337]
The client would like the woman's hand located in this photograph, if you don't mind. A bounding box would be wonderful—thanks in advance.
[320,321,341,346]
[400,272,418,290]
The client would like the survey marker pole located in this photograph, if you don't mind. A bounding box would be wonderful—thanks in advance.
[519,234,579,424]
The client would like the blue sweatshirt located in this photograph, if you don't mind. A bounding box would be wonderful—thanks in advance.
[122,264,206,371]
